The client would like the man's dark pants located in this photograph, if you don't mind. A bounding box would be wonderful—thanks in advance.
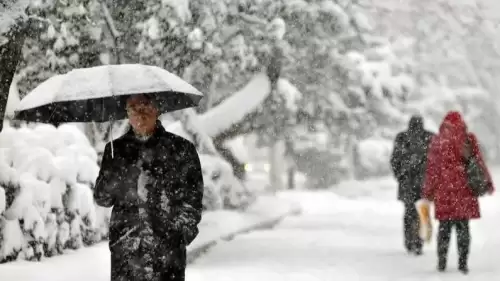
[404,202,423,253]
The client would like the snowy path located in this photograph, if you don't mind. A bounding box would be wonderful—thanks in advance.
[187,178,500,281]
[2,176,500,280]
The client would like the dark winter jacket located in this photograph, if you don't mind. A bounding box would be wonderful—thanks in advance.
[390,116,433,203]
[423,111,494,220]
[94,121,203,280]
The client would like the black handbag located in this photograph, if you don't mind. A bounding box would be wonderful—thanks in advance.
[464,156,489,197]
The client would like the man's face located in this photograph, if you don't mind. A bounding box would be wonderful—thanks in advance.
[126,95,158,135]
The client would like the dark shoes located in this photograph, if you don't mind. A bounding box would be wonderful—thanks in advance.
[413,248,423,256]
[458,264,469,275]
[406,245,423,256]
[458,258,469,274]
[437,258,447,272]
[437,258,469,274]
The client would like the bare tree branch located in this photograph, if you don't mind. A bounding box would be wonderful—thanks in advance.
[100,1,124,64]
[236,12,268,26]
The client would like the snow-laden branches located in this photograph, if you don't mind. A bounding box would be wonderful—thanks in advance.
[0,123,103,262]
[99,0,124,63]
[0,0,31,35]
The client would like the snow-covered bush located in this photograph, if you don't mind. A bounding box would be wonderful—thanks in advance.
[406,80,493,147]
[0,124,102,263]
[199,154,252,211]
[295,148,347,189]
[345,45,411,136]
[291,124,349,189]
[354,138,393,179]
[164,110,256,211]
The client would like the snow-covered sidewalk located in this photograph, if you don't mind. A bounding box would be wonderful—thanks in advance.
[3,173,500,281]
[187,177,500,281]
[187,195,300,262]
[0,195,299,281]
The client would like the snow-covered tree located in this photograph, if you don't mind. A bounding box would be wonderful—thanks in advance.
[365,0,500,161]
[16,0,105,96]
[283,37,414,183]
[146,0,407,184]
[342,40,415,178]
[406,78,499,160]
[163,112,255,211]
[123,0,275,111]
[0,0,32,132]
[365,0,500,89]
[346,41,412,136]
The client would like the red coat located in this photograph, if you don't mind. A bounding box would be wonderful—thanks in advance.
[422,111,494,221]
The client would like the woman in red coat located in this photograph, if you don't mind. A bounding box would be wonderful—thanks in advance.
[422,111,494,274]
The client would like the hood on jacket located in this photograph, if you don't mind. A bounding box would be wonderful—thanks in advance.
[439,111,467,135]
[437,111,468,160]
[408,115,424,134]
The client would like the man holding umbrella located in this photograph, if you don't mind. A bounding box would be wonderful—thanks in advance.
[93,93,203,281]
[14,64,205,281]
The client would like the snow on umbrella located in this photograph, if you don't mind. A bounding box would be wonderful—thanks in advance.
[14,64,203,124]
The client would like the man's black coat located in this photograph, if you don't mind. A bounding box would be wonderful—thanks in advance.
[390,116,434,204]
[94,121,203,281]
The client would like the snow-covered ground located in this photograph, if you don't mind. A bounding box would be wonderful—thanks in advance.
[2,172,500,280]
[187,174,500,281]
[0,195,297,281]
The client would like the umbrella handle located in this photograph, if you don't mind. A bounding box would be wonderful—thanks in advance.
[110,120,114,158]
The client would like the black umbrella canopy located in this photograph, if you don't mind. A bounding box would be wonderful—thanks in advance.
[14,91,203,124]
[13,64,203,124]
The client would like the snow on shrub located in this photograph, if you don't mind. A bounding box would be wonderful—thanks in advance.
[0,124,102,263]
[355,138,393,179]
[164,112,256,211]
[199,154,253,210]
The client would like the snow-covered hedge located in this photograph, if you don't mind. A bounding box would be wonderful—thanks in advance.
[291,125,349,189]
[0,124,108,263]
[199,154,253,211]
[354,138,393,179]
[164,112,256,211]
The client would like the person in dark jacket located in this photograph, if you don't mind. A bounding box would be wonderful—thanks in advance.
[94,94,204,281]
[390,115,433,255]
[422,111,494,274]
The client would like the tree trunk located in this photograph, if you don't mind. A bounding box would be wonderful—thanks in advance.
[287,166,296,190]
[213,139,246,180]
[268,140,284,193]
[172,109,247,179]
[345,134,357,180]
[0,20,28,132]
[195,62,216,113]
[285,139,296,189]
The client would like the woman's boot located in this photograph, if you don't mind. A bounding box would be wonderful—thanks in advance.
[437,257,447,272]
[458,257,469,274]
[457,220,470,275]
[437,221,452,272]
